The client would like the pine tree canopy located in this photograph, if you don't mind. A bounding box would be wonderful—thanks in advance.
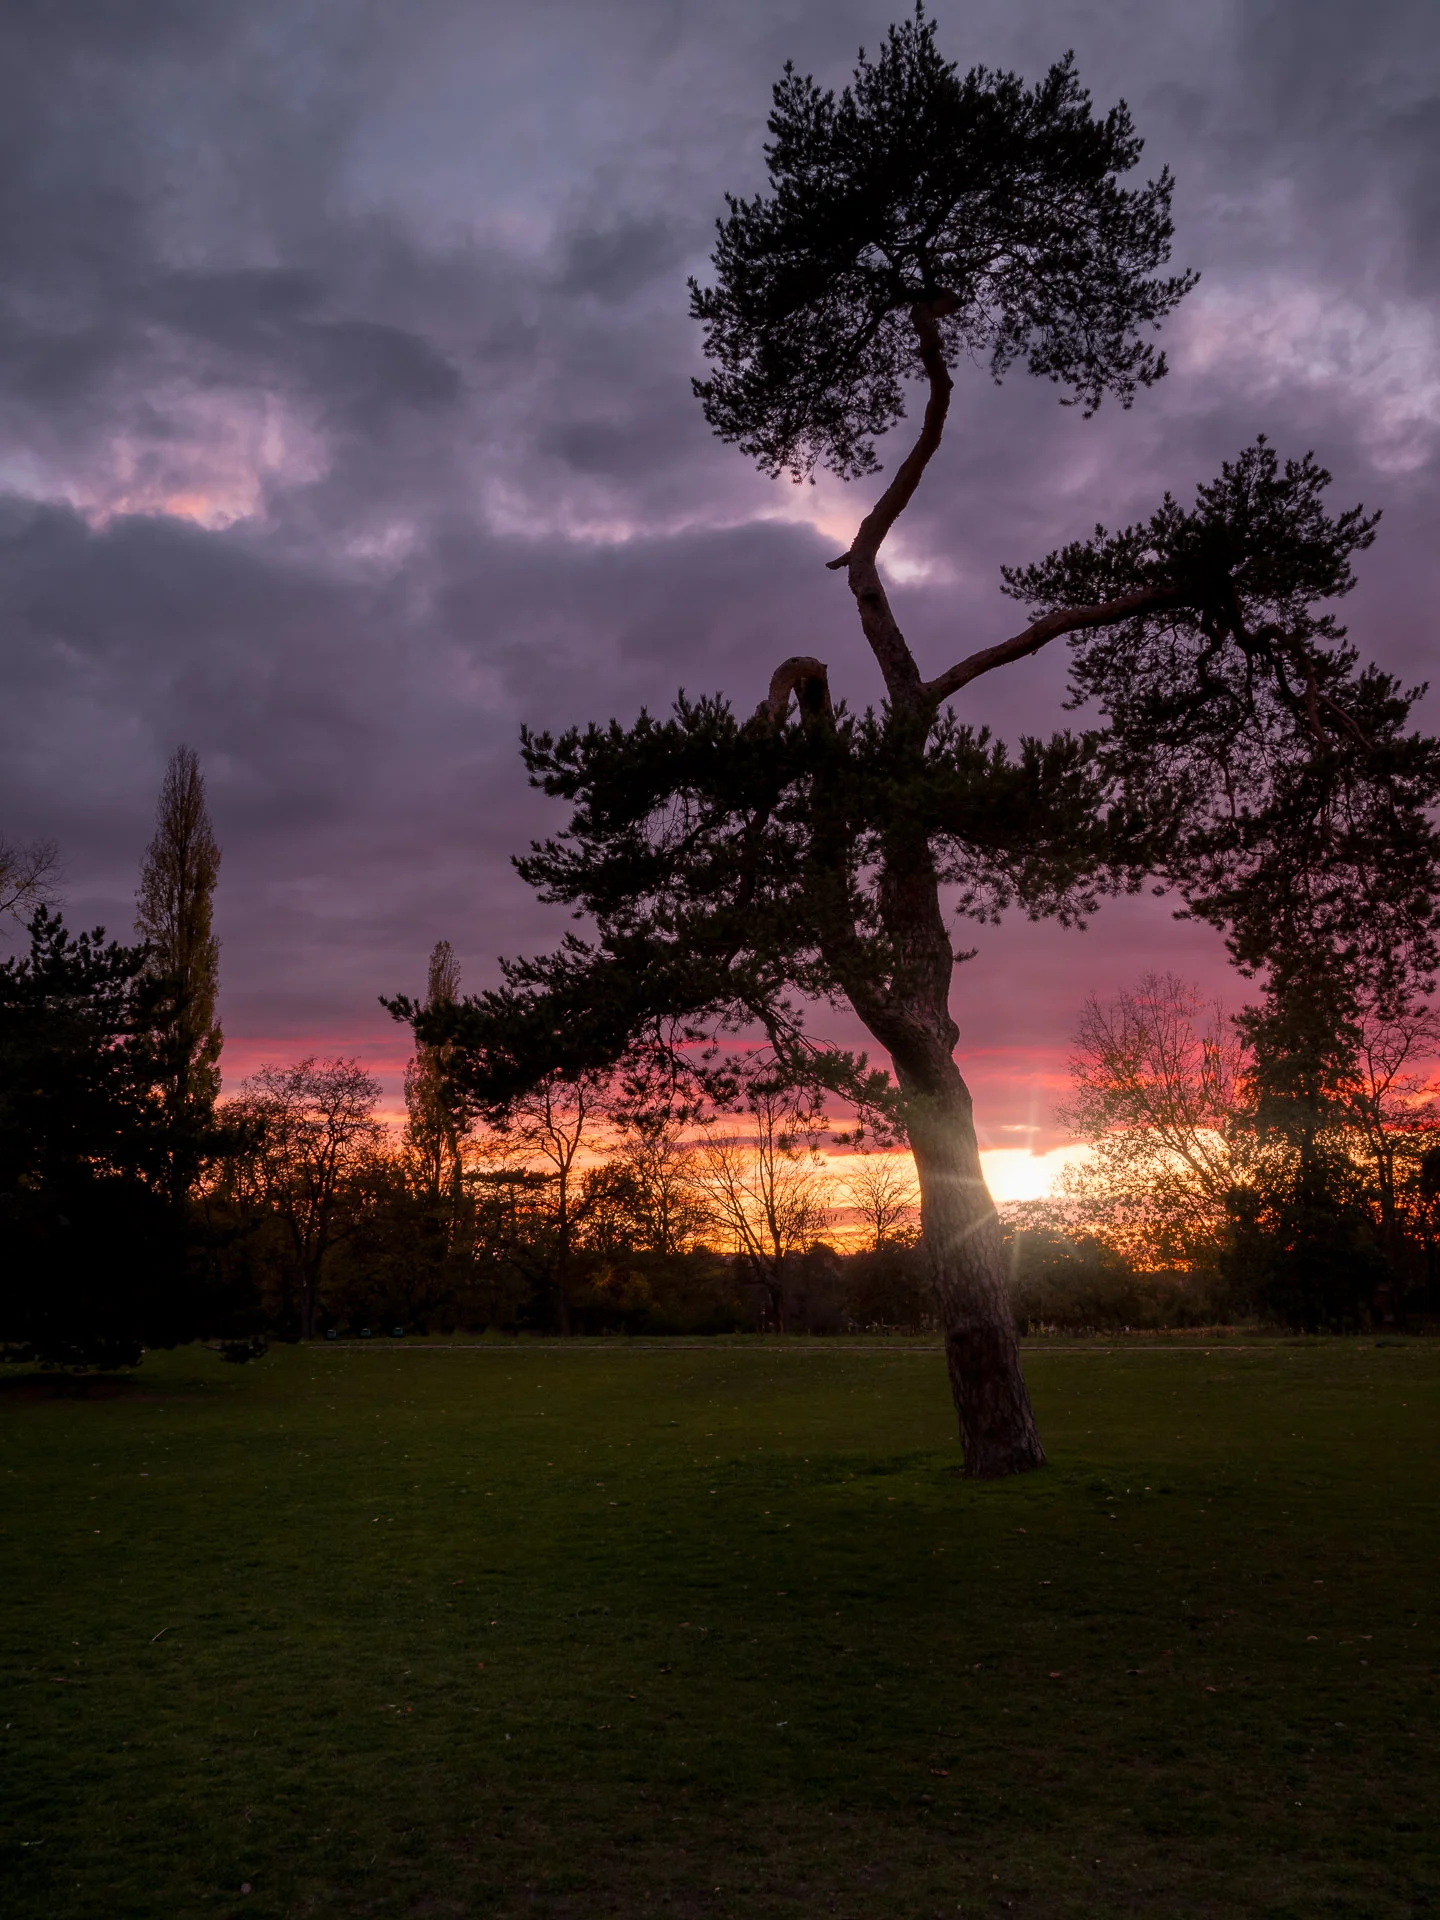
[405,439,1440,1123]
[689,7,1195,480]
[1005,439,1440,1013]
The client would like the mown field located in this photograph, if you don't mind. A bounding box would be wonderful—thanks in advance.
[2,1336,1436,1919]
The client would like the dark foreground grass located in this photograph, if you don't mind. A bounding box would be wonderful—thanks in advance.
[2,1339,1437,1919]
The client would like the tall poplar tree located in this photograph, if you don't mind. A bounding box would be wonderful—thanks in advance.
[404,939,467,1217]
[0,911,195,1365]
[135,746,222,1181]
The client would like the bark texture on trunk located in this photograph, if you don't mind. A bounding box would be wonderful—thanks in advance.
[806,299,1092,1474]
[902,1065,1046,1477]
[843,881,1046,1478]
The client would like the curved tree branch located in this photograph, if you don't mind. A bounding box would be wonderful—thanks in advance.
[828,296,960,709]
[921,586,1183,706]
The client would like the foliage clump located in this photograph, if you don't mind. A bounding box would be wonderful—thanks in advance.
[691,9,1194,479]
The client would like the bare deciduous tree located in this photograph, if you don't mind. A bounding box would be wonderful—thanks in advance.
[694,1080,831,1330]
[498,1075,606,1335]
[1057,973,1250,1267]
[608,1105,709,1257]
[842,1153,921,1251]
[404,939,469,1229]
[225,1057,383,1339]
[0,834,60,928]
[1059,973,1440,1281]
[1343,1001,1440,1266]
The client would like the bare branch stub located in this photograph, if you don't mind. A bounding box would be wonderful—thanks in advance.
[754,655,833,727]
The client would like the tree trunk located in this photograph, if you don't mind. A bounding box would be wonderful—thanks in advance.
[836,815,1046,1477]
[900,1055,1047,1477]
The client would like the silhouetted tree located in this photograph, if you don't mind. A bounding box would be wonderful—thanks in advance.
[843,1153,921,1252]
[0,912,195,1364]
[1248,987,1440,1324]
[405,15,1440,1475]
[605,1103,709,1257]
[493,1075,606,1335]
[467,1165,571,1330]
[0,835,60,930]
[1060,973,1440,1322]
[223,1057,383,1338]
[692,1073,831,1331]
[1346,1003,1440,1264]
[403,939,468,1223]
[135,746,222,1194]
[1058,973,1250,1267]
[1223,976,1395,1329]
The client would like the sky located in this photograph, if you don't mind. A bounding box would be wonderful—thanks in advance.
[2,0,1438,1198]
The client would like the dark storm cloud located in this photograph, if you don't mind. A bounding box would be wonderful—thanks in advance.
[1,0,1437,1147]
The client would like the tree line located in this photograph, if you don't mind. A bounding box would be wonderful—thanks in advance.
[0,775,934,1363]
[3,748,1438,1368]
[207,1028,932,1347]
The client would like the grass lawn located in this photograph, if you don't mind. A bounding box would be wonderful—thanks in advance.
[2,1336,1437,1919]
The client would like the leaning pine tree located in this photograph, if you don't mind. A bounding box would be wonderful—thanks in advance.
[400,11,1440,1475]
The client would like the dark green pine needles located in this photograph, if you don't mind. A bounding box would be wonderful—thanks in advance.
[690,12,1195,480]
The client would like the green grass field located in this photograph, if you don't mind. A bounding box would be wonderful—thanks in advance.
[2,1337,1437,1919]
